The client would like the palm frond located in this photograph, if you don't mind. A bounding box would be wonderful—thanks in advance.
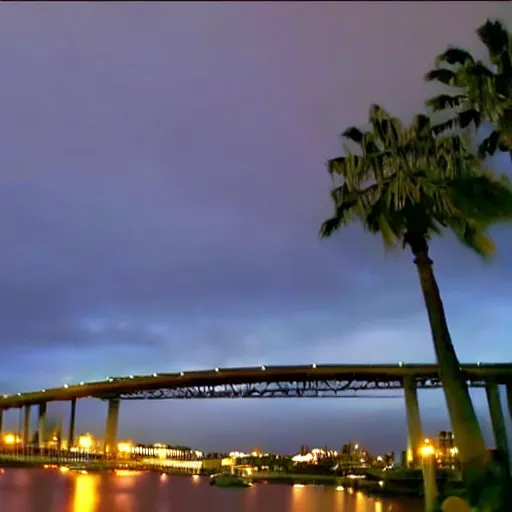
[478,131,501,158]
[476,20,510,59]
[447,216,496,259]
[436,47,475,66]
[426,94,465,111]
[425,18,512,162]
[431,118,457,136]
[342,127,364,144]
[424,68,456,85]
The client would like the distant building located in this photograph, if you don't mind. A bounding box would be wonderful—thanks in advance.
[419,430,459,469]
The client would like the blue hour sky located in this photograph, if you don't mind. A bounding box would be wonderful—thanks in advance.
[0,2,511,455]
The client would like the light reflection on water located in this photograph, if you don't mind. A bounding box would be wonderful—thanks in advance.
[0,469,422,512]
[73,474,99,512]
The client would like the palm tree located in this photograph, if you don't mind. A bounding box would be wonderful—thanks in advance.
[425,19,512,158]
[320,104,512,503]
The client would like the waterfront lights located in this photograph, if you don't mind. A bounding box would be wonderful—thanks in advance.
[420,443,435,457]
[129,375,134,379]
[117,442,132,454]
[312,363,317,369]
[153,373,158,377]
[214,368,219,372]
[2,394,7,399]
[261,365,266,371]
[78,434,93,451]
[180,372,185,377]
[42,389,46,393]
[80,382,85,386]
[398,361,404,367]
[3,434,17,445]
[64,384,69,389]
[108,378,114,383]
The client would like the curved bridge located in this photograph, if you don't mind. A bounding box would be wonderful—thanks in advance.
[2,362,512,408]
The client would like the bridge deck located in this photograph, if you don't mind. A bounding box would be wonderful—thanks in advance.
[1,363,511,408]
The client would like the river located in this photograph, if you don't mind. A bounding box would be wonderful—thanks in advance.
[0,468,423,511]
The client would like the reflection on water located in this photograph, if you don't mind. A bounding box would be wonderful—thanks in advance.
[74,474,99,512]
[0,469,422,512]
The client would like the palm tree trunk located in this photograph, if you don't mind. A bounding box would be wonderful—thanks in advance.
[411,240,489,481]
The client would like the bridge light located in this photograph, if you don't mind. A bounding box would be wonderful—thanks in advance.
[398,361,403,367]
[129,375,134,379]
[80,381,85,386]
[2,394,7,399]
[42,389,46,393]
[261,365,266,371]
[477,361,481,366]
[312,363,317,369]
[17,393,21,396]
[214,368,219,372]
[109,378,114,383]
[64,384,69,389]
[153,373,158,377]
[180,372,185,377]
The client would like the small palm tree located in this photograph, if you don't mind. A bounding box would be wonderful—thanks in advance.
[425,19,512,158]
[320,104,512,503]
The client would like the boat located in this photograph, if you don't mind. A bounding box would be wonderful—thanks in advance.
[209,473,252,488]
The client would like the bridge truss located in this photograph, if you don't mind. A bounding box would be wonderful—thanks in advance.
[99,376,487,400]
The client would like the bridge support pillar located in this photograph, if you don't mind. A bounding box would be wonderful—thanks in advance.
[486,381,510,468]
[404,376,422,468]
[37,403,47,449]
[23,405,31,446]
[68,398,77,450]
[104,399,120,456]
[506,383,512,425]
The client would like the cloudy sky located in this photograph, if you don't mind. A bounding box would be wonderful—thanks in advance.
[0,2,511,454]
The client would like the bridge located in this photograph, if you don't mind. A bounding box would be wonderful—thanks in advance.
[1,363,511,467]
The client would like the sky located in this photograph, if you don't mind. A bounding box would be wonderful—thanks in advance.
[0,2,512,455]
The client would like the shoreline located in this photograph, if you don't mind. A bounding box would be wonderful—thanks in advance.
[0,460,424,497]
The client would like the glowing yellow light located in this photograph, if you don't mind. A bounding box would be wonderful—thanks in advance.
[335,485,344,491]
[117,442,132,454]
[420,445,435,457]
[3,434,16,445]
[73,473,99,512]
[59,466,70,473]
[78,434,93,451]
[115,470,141,477]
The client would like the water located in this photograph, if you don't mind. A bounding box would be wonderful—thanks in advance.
[0,468,422,512]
